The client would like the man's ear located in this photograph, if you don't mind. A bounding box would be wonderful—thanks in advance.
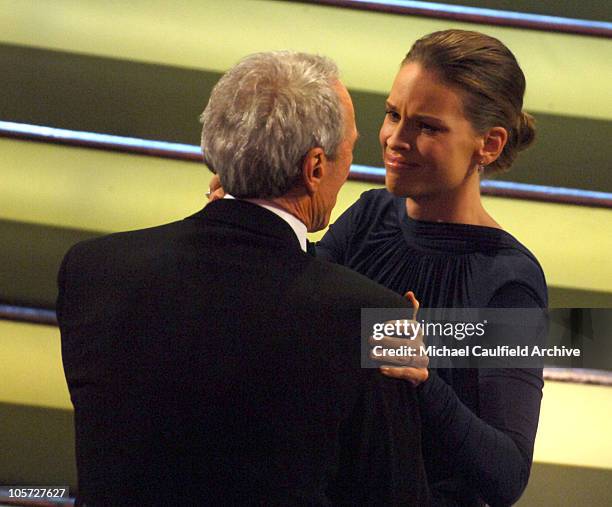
[301,147,327,196]
[477,126,508,166]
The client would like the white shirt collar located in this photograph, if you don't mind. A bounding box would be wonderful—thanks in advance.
[223,194,308,252]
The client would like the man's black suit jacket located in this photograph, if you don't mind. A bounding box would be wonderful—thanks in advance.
[58,199,429,506]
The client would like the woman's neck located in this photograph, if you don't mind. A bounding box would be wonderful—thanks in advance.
[405,183,501,228]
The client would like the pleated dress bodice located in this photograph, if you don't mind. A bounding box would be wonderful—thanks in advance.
[321,189,545,310]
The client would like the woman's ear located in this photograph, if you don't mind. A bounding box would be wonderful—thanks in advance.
[301,147,326,195]
[478,127,508,165]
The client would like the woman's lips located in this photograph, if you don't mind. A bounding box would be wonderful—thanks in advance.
[385,157,420,170]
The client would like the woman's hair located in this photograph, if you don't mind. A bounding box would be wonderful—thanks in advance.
[403,29,535,174]
[200,51,343,198]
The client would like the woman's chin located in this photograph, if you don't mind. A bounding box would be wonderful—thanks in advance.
[385,173,412,197]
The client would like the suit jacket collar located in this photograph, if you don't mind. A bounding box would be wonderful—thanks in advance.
[186,199,304,253]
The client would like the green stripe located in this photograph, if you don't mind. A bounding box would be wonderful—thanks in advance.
[2,44,611,192]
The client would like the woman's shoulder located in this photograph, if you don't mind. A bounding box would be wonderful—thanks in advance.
[495,233,545,281]
[342,187,405,231]
[327,187,401,237]
[317,188,405,266]
[485,232,548,306]
[350,187,398,213]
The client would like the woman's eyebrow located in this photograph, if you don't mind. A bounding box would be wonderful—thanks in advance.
[384,101,446,125]
[414,114,444,123]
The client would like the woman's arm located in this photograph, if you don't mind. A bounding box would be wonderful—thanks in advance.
[317,188,386,264]
[417,283,544,506]
[315,200,358,264]
[418,366,542,506]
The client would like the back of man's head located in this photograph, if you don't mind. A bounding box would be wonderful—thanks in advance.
[200,51,344,199]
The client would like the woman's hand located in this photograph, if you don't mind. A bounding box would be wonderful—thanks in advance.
[380,365,429,386]
[206,174,226,202]
[377,291,429,386]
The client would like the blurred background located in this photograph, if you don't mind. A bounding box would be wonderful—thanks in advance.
[1,1,611,505]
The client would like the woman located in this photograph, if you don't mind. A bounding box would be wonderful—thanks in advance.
[318,30,546,506]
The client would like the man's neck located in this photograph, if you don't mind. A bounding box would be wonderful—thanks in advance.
[267,195,311,227]
[224,194,309,252]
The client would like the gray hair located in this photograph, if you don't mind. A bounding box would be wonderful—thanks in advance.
[200,51,344,198]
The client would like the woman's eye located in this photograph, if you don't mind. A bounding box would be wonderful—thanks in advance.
[419,122,439,133]
[385,109,400,122]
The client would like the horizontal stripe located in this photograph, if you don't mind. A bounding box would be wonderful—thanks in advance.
[1,307,611,389]
[304,0,612,36]
[3,121,610,208]
[1,2,610,120]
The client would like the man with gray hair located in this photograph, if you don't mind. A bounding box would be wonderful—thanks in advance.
[58,51,429,506]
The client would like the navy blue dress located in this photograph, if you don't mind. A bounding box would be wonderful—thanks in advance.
[318,189,547,507]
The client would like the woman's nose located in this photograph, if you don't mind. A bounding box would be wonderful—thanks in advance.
[387,124,412,152]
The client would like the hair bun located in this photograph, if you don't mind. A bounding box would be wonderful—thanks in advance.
[516,111,536,151]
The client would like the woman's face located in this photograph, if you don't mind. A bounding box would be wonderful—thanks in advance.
[380,62,483,198]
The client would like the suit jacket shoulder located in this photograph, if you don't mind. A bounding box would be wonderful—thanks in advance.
[58,200,428,506]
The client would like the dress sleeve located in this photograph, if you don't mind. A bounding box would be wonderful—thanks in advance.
[419,282,544,506]
[316,197,362,264]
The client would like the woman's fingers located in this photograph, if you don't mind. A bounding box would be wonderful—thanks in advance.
[207,175,226,202]
[380,366,429,386]
[368,319,423,346]
[369,317,428,368]
[369,349,429,368]
[376,298,427,386]
[404,291,420,321]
